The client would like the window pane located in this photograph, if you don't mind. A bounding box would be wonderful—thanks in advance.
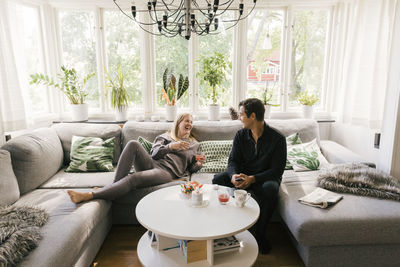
[155,35,189,108]
[289,9,328,107]
[104,11,142,109]
[59,11,99,107]
[198,12,234,108]
[246,10,283,107]
[12,4,48,114]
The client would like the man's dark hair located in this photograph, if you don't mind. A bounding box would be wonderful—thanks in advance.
[239,98,265,121]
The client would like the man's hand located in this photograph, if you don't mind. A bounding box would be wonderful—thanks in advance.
[231,173,255,189]
[169,141,190,151]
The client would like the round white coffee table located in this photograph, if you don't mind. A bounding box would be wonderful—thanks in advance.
[136,184,260,266]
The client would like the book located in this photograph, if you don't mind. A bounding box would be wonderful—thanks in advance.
[213,236,240,252]
[298,187,343,209]
[178,240,207,263]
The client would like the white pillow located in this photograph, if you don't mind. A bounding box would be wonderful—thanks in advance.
[287,139,329,172]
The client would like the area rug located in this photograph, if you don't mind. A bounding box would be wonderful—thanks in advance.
[317,163,400,201]
[0,206,49,266]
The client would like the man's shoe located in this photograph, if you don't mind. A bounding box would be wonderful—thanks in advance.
[257,237,271,255]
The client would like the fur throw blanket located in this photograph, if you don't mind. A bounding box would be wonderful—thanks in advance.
[317,163,400,201]
[0,206,49,266]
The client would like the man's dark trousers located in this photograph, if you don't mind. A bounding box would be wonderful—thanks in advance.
[212,171,280,244]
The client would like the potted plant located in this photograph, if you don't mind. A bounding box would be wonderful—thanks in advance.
[104,66,131,122]
[262,89,280,119]
[30,66,95,121]
[296,90,319,118]
[161,67,189,121]
[196,52,231,121]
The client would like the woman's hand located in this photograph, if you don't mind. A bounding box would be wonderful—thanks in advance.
[169,141,190,151]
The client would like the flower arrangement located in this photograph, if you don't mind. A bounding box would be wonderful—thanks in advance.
[180,181,203,195]
[161,68,189,106]
[296,90,319,106]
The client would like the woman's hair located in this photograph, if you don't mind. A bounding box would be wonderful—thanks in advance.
[169,113,196,141]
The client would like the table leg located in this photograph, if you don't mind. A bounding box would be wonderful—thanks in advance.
[207,239,214,266]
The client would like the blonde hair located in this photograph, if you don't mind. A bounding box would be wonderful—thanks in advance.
[168,113,196,142]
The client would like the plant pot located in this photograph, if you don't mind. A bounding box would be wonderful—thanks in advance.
[115,106,128,122]
[71,103,88,122]
[165,105,177,122]
[302,105,314,119]
[208,104,220,121]
[264,105,271,119]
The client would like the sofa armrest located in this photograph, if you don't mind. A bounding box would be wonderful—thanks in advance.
[320,140,376,168]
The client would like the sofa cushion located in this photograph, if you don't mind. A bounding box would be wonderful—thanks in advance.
[1,128,63,194]
[122,121,172,147]
[0,150,20,206]
[40,167,115,189]
[279,170,400,246]
[191,120,243,141]
[267,119,320,144]
[287,139,329,171]
[66,136,115,172]
[198,140,232,173]
[14,189,111,267]
[51,123,122,165]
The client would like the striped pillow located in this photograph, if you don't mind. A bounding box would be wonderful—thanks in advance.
[137,136,153,154]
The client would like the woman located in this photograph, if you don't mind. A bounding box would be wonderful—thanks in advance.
[67,113,204,203]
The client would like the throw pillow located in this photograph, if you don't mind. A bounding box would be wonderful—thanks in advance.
[66,136,115,172]
[285,133,302,170]
[198,140,233,173]
[137,136,153,154]
[0,150,20,206]
[287,139,329,172]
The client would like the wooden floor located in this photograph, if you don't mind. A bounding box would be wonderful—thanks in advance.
[93,222,305,267]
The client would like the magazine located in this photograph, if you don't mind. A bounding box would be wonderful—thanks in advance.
[213,236,240,253]
[298,187,343,209]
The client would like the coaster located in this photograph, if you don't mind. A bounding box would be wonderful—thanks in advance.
[189,200,209,208]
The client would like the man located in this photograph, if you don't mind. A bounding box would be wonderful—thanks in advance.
[212,98,286,254]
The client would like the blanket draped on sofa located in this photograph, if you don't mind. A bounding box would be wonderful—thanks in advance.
[317,163,400,201]
[0,206,49,266]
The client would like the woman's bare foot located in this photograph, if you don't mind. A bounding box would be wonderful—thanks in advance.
[92,187,102,192]
[67,190,93,204]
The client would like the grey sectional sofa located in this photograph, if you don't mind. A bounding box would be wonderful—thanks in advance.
[1,119,398,267]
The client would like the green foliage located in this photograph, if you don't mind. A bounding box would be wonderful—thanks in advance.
[161,68,189,106]
[30,66,95,104]
[104,65,131,109]
[196,52,232,105]
[296,90,319,106]
[262,90,280,106]
[288,149,320,170]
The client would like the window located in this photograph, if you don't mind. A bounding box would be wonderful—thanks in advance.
[58,10,99,108]
[104,11,143,109]
[155,34,189,109]
[11,3,48,115]
[289,9,329,108]
[246,9,283,107]
[198,12,234,108]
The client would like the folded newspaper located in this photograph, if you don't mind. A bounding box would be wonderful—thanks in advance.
[298,187,343,208]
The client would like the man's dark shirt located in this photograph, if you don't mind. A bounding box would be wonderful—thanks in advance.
[227,122,287,184]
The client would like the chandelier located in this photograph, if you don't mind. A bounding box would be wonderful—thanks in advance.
[113,0,257,40]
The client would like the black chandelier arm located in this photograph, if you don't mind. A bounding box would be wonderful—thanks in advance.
[161,0,184,13]
[113,0,159,26]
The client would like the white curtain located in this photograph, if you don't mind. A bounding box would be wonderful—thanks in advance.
[0,0,28,134]
[334,0,397,129]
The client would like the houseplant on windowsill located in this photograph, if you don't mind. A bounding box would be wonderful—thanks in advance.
[104,65,131,122]
[30,66,95,121]
[196,52,231,121]
[296,90,319,119]
[161,68,189,121]
[262,90,280,119]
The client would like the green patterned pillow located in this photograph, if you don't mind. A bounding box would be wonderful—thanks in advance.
[66,136,115,172]
[138,136,153,154]
[198,140,233,173]
[287,139,328,172]
[285,133,302,170]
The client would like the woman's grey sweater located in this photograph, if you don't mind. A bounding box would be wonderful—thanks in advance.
[151,133,201,178]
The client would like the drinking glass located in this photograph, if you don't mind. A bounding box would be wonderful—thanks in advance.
[217,188,230,205]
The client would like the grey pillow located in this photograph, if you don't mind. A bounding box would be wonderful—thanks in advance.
[1,128,64,194]
[0,150,20,206]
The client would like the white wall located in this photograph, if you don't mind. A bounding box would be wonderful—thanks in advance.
[329,122,380,164]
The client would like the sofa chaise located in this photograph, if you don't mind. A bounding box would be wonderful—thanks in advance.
[1,119,399,267]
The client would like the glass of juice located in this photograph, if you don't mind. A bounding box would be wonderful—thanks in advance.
[217,188,230,205]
